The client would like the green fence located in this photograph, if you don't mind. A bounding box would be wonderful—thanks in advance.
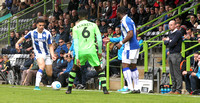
[137,1,200,37]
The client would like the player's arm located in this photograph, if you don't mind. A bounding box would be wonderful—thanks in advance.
[73,27,79,59]
[47,32,56,60]
[95,24,102,54]
[15,37,26,52]
[121,30,133,44]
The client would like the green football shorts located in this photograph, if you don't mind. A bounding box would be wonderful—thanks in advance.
[74,52,100,67]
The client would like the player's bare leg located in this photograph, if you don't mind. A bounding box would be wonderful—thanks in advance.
[66,64,80,94]
[34,58,45,90]
[94,65,109,94]
[45,65,53,85]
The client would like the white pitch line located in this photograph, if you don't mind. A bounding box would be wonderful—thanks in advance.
[1,85,200,97]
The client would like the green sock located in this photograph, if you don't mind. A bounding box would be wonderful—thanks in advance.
[68,71,76,87]
[98,71,106,87]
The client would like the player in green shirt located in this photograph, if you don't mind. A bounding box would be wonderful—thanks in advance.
[65,9,109,94]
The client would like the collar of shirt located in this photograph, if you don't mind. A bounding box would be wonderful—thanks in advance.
[121,15,128,23]
[171,28,177,33]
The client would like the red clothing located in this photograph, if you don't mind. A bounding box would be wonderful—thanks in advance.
[153,0,164,7]
[109,6,117,19]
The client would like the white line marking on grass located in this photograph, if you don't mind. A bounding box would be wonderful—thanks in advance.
[1,85,200,97]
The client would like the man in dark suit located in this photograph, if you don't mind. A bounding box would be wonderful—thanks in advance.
[163,20,183,94]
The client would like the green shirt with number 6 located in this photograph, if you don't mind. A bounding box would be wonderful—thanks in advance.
[73,20,102,59]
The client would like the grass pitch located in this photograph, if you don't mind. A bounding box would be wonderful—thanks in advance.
[0,85,199,103]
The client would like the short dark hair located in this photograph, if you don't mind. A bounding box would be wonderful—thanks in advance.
[117,6,126,15]
[194,52,200,55]
[78,9,88,18]
[36,19,45,24]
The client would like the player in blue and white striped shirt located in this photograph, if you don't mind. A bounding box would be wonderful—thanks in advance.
[16,19,56,90]
[116,7,140,93]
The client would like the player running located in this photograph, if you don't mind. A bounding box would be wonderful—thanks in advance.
[15,19,56,90]
[65,9,109,94]
[115,6,140,93]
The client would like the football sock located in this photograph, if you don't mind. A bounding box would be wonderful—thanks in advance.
[35,69,43,87]
[98,70,107,88]
[68,70,77,89]
[124,79,128,88]
[123,67,133,91]
[131,68,139,90]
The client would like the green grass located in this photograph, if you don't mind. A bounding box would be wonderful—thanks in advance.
[0,85,199,103]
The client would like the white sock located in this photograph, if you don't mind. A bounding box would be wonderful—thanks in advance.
[131,68,140,90]
[123,67,133,91]
[35,69,43,87]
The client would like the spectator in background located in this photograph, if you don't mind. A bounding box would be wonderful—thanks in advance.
[0,3,9,17]
[95,19,101,28]
[70,10,78,23]
[19,2,27,12]
[138,6,147,26]
[21,52,35,85]
[5,0,12,10]
[129,6,139,26]
[163,20,182,94]
[31,23,37,30]
[189,14,198,28]
[64,18,71,33]
[182,52,199,94]
[1,55,11,76]
[10,31,17,48]
[51,28,60,44]
[55,39,68,57]
[20,52,34,71]
[53,50,67,80]
[99,19,107,33]
[101,1,107,19]
[109,0,117,19]
[66,42,72,51]
[58,54,73,87]
[53,4,63,20]
[97,1,103,19]
[67,0,79,14]
[59,26,69,43]
[0,55,4,71]
[15,32,21,42]
[23,59,39,86]
[58,19,64,27]
[105,0,112,19]
[191,54,200,92]
[107,26,114,38]
[21,35,33,54]
[11,0,20,15]
[89,2,97,21]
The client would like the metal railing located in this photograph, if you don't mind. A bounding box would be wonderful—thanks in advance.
[137,1,200,37]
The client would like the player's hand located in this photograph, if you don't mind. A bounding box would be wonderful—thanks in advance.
[15,44,20,53]
[52,54,57,61]
[76,59,81,68]
[59,72,63,75]
[182,71,187,75]
[103,37,110,43]
[98,53,102,59]
[191,72,196,77]
[116,43,122,49]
